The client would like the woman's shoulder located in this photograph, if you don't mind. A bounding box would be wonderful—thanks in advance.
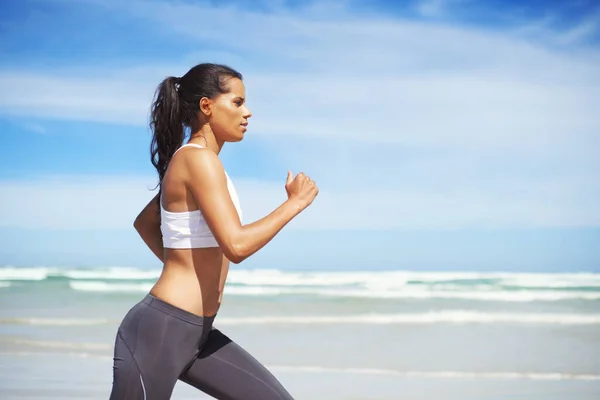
[172,146,226,183]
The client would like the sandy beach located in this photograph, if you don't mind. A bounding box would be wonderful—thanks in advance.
[1,267,599,399]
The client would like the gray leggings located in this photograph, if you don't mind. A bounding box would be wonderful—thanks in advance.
[109,294,294,400]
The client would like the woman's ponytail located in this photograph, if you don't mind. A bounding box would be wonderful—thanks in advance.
[150,76,183,190]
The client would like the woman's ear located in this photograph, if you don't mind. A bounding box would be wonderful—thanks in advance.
[199,97,212,117]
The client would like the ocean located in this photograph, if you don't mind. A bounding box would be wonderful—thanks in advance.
[0,266,599,399]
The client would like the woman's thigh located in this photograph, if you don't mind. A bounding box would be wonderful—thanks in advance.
[179,328,294,400]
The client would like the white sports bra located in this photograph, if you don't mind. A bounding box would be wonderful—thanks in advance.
[160,143,243,249]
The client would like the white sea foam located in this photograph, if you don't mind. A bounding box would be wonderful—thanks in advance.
[270,366,600,381]
[317,288,600,301]
[499,274,600,289]
[4,266,600,303]
[2,350,596,382]
[225,286,600,301]
[224,286,290,296]
[227,269,410,287]
[216,311,600,325]
[0,266,159,281]
[0,282,11,288]
[228,270,600,289]
[4,311,598,326]
[69,281,153,292]
[0,266,52,281]
[66,279,600,302]
[0,317,112,326]
[0,350,113,360]
[0,337,111,351]
[62,268,159,280]
[3,266,599,287]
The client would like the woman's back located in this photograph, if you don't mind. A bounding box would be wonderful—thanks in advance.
[152,143,239,317]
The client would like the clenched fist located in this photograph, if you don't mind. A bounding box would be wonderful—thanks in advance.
[285,171,319,210]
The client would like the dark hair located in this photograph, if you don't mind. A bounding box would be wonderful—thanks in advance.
[149,63,243,190]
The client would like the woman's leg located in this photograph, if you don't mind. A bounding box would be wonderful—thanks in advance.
[179,328,294,400]
[109,295,209,399]
[110,328,160,399]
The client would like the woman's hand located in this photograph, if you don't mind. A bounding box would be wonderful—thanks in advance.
[285,170,319,211]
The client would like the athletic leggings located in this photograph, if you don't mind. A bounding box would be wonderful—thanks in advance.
[109,294,294,400]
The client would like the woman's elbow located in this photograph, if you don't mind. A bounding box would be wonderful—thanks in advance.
[224,245,246,264]
[133,216,159,238]
[222,236,249,264]
[133,216,144,232]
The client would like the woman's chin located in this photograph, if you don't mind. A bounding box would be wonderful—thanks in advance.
[225,133,245,143]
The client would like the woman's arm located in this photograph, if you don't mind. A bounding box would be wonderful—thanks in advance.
[184,149,318,264]
[133,193,164,262]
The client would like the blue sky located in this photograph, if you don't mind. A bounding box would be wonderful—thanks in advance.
[0,0,599,272]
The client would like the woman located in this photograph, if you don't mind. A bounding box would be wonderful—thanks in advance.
[109,63,318,399]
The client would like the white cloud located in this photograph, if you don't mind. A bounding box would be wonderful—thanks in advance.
[0,71,154,126]
[22,123,47,134]
[414,0,453,18]
[0,173,597,231]
[554,10,600,45]
[1,69,597,158]
[509,6,600,46]
[1,1,598,149]
[0,176,157,230]
[0,0,599,230]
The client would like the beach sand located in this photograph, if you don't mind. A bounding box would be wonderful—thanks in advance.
[1,352,599,400]
[1,267,599,399]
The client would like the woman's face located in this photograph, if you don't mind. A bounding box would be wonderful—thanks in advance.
[206,78,252,142]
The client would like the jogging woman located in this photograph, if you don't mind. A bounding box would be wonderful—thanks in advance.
[109,63,318,399]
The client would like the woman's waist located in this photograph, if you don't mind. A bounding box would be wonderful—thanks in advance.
[151,257,224,316]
